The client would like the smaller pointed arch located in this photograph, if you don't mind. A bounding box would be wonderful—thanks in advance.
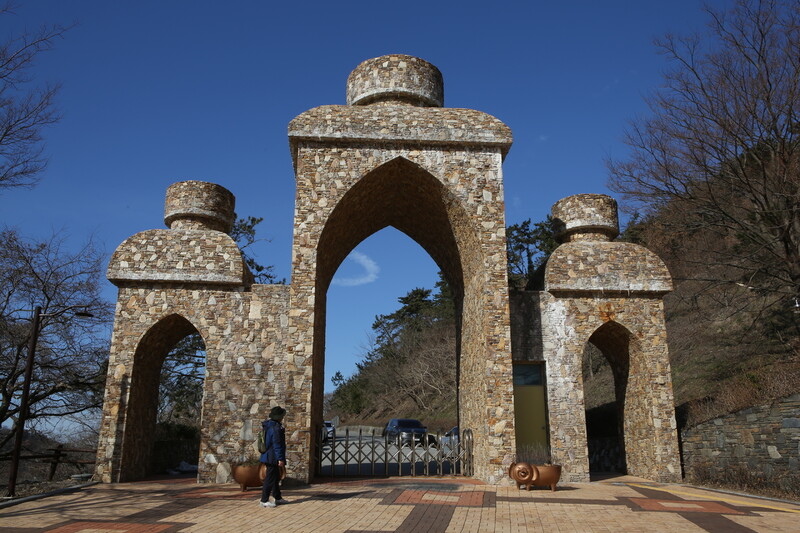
[134,314,205,364]
[119,313,205,481]
[584,320,633,475]
[588,320,631,378]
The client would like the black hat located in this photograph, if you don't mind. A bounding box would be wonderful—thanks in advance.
[269,406,286,420]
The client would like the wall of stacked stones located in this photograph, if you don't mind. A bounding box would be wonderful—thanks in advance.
[95,283,292,484]
[288,142,517,484]
[681,394,800,491]
[511,291,637,469]
[538,293,680,483]
[509,291,545,362]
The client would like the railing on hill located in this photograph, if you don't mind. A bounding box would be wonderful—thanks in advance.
[0,445,96,481]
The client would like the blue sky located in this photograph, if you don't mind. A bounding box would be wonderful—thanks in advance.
[1,1,725,392]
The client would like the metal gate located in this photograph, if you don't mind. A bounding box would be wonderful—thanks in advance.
[314,427,473,478]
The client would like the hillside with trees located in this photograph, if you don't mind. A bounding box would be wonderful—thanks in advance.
[327,209,800,435]
[606,0,800,426]
[326,275,458,431]
[328,0,800,434]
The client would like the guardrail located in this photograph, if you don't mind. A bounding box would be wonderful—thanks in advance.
[0,445,96,481]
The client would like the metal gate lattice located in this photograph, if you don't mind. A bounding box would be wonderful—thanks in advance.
[315,427,473,477]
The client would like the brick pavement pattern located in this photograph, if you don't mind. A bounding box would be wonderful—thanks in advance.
[1,477,798,533]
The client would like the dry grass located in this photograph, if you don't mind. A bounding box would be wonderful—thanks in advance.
[1,479,90,500]
[0,457,94,500]
[687,461,800,502]
[682,361,800,427]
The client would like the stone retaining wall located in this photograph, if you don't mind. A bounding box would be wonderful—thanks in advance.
[681,394,800,491]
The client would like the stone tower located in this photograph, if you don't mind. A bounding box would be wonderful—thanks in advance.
[95,55,680,486]
[96,181,292,483]
[287,54,516,483]
[511,194,680,482]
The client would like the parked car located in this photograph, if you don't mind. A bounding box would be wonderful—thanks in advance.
[383,418,436,446]
[442,426,459,443]
[322,421,335,442]
[440,426,459,454]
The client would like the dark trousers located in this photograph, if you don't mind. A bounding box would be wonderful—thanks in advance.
[260,463,281,502]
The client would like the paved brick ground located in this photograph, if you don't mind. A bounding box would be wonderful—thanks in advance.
[0,475,797,532]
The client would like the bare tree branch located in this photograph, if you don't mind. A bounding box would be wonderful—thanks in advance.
[0,228,112,445]
[608,0,800,300]
[0,7,70,190]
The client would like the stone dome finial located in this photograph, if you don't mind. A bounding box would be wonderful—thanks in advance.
[346,54,444,107]
[164,180,235,233]
[551,194,619,243]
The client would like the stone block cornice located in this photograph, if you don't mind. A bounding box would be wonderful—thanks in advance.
[544,241,673,294]
[288,105,512,166]
[107,229,251,287]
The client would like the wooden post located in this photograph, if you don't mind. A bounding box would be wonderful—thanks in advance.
[48,445,64,481]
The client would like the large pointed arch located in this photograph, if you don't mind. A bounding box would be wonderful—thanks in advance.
[118,314,204,481]
[309,156,490,467]
[316,157,466,295]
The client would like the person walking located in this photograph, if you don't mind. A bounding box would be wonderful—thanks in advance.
[259,405,287,508]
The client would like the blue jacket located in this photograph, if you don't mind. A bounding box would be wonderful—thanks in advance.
[260,419,286,465]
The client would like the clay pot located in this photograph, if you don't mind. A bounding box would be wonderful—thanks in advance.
[232,463,266,491]
[509,462,562,492]
[533,464,562,492]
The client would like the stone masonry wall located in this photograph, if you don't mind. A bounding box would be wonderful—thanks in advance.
[346,55,444,107]
[97,56,521,486]
[509,291,545,362]
[94,180,296,485]
[539,293,680,482]
[536,194,680,484]
[107,230,250,285]
[681,394,800,491]
[510,288,681,483]
[545,241,672,293]
[551,193,619,241]
[94,283,292,484]
[284,54,518,485]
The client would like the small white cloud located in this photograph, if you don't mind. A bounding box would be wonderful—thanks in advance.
[332,251,380,287]
[538,134,549,142]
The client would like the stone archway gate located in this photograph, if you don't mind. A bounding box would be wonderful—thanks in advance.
[94,54,681,487]
[95,55,518,485]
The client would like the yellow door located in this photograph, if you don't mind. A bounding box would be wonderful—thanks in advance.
[512,364,548,449]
